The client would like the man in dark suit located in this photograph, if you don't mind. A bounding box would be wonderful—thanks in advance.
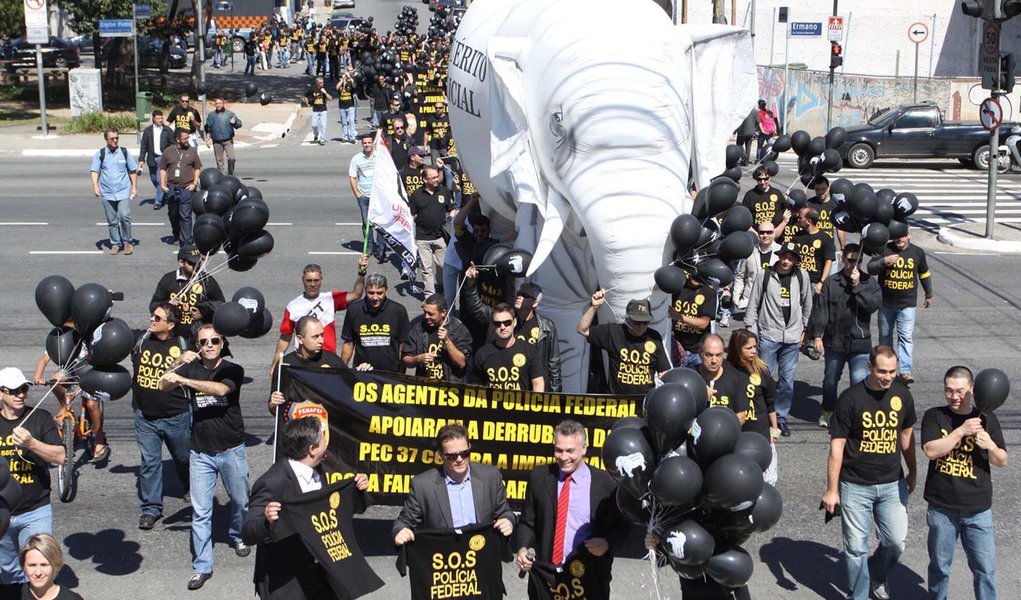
[138,109,175,210]
[516,419,629,599]
[242,417,369,600]
[392,423,514,545]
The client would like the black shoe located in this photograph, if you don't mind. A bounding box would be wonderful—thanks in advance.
[187,573,213,590]
[153,203,164,210]
[138,513,162,530]
[234,541,251,557]
[780,423,791,437]
[376,252,387,264]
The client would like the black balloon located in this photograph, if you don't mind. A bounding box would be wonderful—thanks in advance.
[236,230,275,259]
[790,130,811,156]
[830,178,854,204]
[831,210,859,233]
[615,486,651,525]
[87,318,133,367]
[654,265,688,294]
[195,80,208,96]
[720,205,753,236]
[696,258,734,288]
[799,172,817,187]
[259,92,273,106]
[974,368,1010,413]
[219,176,245,203]
[241,307,274,339]
[71,284,112,336]
[660,519,715,566]
[893,192,919,218]
[245,186,263,201]
[602,426,656,499]
[232,286,266,316]
[212,301,252,336]
[660,367,710,414]
[873,200,894,226]
[887,219,909,239]
[706,180,739,218]
[45,326,81,368]
[690,407,741,467]
[850,191,879,223]
[772,135,792,153]
[671,214,702,252]
[496,249,533,277]
[725,145,743,169]
[482,242,513,266]
[746,483,783,532]
[78,365,132,400]
[825,126,848,150]
[229,200,270,240]
[763,160,780,177]
[852,182,875,198]
[702,453,764,511]
[644,384,698,453]
[718,232,754,262]
[821,148,842,172]
[203,187,234,216]
[721,167,743,183]
[733,431,772,472]
[876,188,897,205]
[706,546,754,588]
[786,189,808,212]
[193,213,227,255]
[861,223,890,249]
[200,168,223,191]
[650,456,703,509]
[244,82,258,98]
[35,275,75,327]
[611,416,648,431]
[228,255,258,272]
[695,219,722,251]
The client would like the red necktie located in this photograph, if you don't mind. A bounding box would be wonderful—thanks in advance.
[552,474,572,565]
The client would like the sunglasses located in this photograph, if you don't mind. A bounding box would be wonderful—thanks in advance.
[516,291,534,300]
[442,449,471,461]
[198,337,223,347]
[150,313,166,322]
[758,230,775,235]
[755,177,770,182]
[492,318,514,328]
[1,384,30,395]
[394,126,405,130]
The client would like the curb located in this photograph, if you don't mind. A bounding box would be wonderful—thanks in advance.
[937,226,1021,253]
[280,104,301,138]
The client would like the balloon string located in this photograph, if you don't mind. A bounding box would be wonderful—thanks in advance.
[17,380,65,428]
[273,353,283,464]
[169,254,213,306]
[442,273,472,329]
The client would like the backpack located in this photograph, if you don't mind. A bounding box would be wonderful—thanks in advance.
[99,146,130,173]
[757,265,806,324]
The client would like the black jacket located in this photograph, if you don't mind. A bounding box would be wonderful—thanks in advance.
[138,123,174,169]
[811,268,882,354]
[461,277,563,392]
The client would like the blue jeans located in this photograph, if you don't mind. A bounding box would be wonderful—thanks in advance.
[191,444,250,574]
[213,48,224,67]
[822,349,869,412]
[277,47,290,67]
[371,109,385,128]
[100,197,132,248]
[148,168,164,207]
[839,479,909,600]
[244,55,256,76]
[305,52,315,74]
[357,195,383,255]
[878,306,916,374]
[310,110,327,141]
[165,185,194,245]
[927,506,996,600]
[758,338,800,423]
[135,409,191,516]
[0,504,52,584]
[340,106,356,141]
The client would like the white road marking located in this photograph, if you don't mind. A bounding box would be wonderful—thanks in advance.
[266,222,293,226]
[308,251,363,255]
[29,250,104,255]
[95,222,164,226]
[0,222,48,225]
[334,222,363,226]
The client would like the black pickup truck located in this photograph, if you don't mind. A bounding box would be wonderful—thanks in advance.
[838,103,1015,170]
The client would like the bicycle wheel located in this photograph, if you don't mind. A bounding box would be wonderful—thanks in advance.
[58,417,75,503]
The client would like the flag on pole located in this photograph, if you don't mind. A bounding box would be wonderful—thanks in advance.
[367,131,418,270]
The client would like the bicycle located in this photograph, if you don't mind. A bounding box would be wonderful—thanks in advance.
[51,381,104,503]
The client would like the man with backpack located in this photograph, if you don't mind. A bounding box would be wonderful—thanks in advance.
[743,242,812,437]
[90,129,138,255]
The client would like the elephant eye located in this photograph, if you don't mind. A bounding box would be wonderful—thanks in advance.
[549,111,565,139]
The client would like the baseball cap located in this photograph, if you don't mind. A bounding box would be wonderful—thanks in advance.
[0,368,31,390]
[409,146,428,157]
[625,299,653,323]
[778,242,800,260]
[178,245,202,264]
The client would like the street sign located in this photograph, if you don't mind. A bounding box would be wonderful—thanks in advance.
[827,16,844,42]
[908,22,929,44]
[134,3,151,19]
[980,97,1003,131]
[99,19,133,38]
[789,22,822,37]
[778,7,788,23]
[23,0,48,44]
[981,21,1001,90]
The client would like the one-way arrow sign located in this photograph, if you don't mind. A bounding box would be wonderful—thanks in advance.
[908,22,929,44]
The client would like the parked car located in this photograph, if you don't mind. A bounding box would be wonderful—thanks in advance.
[332,0,356,8]
[138,37,189,70]
[326,16,368,31]
[4,37,80,71]
[838,103,1017,170]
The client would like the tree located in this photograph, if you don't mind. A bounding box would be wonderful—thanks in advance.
[0,1,25,39]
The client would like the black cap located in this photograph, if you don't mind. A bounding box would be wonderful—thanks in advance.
[778,242,800,260]
[178,245,202,264]
[625,299,653,323]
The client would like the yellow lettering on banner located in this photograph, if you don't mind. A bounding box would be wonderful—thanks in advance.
[463,389,489,409]
[378,384,461,406]
[505,479,528,500]
[383,473,412,494]
[369,415,461,438]
[491,390,562,413]
[483,421,555,444]
[496,453,508,469]
[563,396,636,418]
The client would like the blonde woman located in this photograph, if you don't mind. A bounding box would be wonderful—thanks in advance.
[727,328,779,485]
[19,534,83,599]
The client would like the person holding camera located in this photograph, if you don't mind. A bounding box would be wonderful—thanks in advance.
[336,66,357,144]
[304,78,332,146]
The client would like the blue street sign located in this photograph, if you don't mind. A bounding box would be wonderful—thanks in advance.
[789,22,823,37]
[99,19,133,38]
[134,3,151,18]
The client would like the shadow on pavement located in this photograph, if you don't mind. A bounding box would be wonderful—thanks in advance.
[64,529,143,576]
[760,537,844,599]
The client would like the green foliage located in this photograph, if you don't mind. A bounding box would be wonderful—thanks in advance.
[64,111,136,134]
[55,0,134,38]
[0,1,25,39]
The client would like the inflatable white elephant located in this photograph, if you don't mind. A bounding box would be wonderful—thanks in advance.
[448,0,758,392]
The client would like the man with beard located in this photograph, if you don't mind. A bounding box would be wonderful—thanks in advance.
[742,166,791,231]
[340,273,410,372]
[149,245,225,340]
[268,317,346,415]
[697,334,752,422]
[402,295,473,382]
[159,130,202,246]
[578,293,670,396]
[427,101,453,158]
[473,303,546,391]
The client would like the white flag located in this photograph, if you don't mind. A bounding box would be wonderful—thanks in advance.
[367,131,418,268]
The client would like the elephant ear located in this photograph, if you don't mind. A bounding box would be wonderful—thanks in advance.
[682,25,759,189]
[486,36,567,276]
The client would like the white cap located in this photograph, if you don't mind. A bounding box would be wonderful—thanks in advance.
[0,368,30,390]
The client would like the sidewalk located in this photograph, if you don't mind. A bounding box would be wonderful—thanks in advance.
[936,221,1021,253]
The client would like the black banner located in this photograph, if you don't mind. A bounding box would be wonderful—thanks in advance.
[277,477,384,599]
[530,549,610,600]
[276,367,640,507]
[397,523,506,600]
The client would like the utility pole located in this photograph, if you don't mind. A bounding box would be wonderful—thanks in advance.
[826,0,838,132]
[197,0,207,121]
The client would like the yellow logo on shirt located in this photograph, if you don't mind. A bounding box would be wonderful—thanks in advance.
[513,353,526,367]
[169,347,181,358]
[192,283,203,294]
[330,491,341,509]
[644,341,657,354]
[749,372,761,386]
[813,239,822,249]
[694,294,705,305]
[890,396,902,411]
[570,560,585,578]
[469,534,486,551]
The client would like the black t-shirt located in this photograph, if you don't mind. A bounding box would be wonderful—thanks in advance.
[777,271,793,324]
[131,332,191,418]
[408,186,454,240]
[516,315,542,346]
[18,585,84,600]
[586,323,670,395]
[741,186,785,226]
[830,380,917,485]
[403,315,474,382]
[806,199,839,243]
[777,222,800,244]
[341,298,410,372]
[792,230,835,283]
[732,363,777,438]
[336,80,355,109]
[757,250,774,270]
[701,365,754,416]
[671,285,717,352]
[0,409,60,514]
[922,406,1005,513]
[305,88,329,112]
[281,349,346,373]
[875,244,931,308]
[401,165,425,196]
[179,359,245,454]
[167,106,201,134]
[473,339,545,390]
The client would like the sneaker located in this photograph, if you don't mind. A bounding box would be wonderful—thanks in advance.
[818,411,831,428]
[110,246,120,255]
[138,513,162,530]
[123,243,134,255]
[187,573,213,591]
[871,582,890,600]
[234,541,251,557]
[780,423,791,437]
[718,312,730,328]
[319,139,326,146]
[900,372,915,384]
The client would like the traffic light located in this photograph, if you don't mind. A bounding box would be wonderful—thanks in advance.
[1000,53,1016,92]
[830,41,843,69]
[961,0,986,17]
[961,0,1021,19]
[1005,0,1021,18]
